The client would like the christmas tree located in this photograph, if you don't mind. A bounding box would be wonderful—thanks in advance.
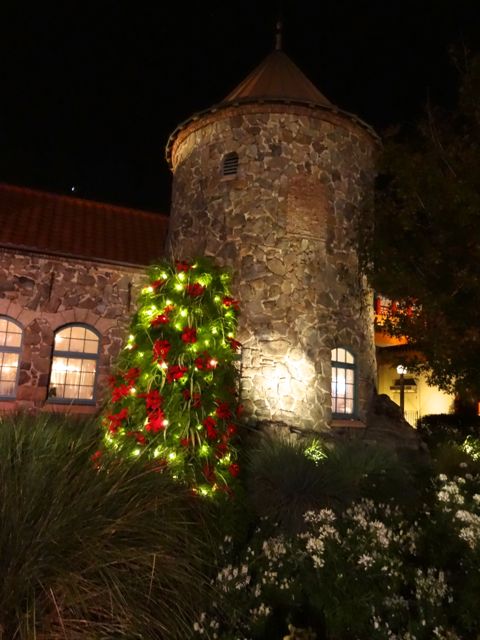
[100,258,242,495]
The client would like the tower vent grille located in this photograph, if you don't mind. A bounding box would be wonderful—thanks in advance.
[222,152,239,176]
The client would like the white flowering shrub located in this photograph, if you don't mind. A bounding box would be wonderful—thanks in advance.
[195,470,480,639]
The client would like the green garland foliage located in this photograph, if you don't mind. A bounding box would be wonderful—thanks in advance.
[100,258,242,496]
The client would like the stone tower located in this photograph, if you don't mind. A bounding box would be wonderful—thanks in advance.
[165,43,379,432]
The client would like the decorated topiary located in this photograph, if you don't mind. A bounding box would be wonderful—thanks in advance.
[100,258,242,495]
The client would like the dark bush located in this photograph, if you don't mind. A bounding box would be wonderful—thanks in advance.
[244,434,428,532]
[417,413,480,448]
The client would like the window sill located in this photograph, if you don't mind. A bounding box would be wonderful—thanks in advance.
[47,400,96,407]
[0,399,17,412]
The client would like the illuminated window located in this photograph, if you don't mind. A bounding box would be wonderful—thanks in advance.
[49,325,100,403]
[222,152,239,176]
[0,317,22,398]
[331,348,356,416]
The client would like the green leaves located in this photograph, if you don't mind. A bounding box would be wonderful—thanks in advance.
[102,257,242,495]
[371,53,480,395]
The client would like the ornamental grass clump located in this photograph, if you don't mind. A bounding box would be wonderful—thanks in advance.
[0,412,212,640]
[101,258,242,496]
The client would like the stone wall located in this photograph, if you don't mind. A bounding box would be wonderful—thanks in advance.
[0,249,145,411]
[167,104,378,430]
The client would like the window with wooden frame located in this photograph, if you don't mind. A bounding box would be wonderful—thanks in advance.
[0,316,22,399]
[49,324,100,403]
[331,347,356,416]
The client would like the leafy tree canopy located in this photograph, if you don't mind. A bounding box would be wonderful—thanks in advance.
[370,51,480,398]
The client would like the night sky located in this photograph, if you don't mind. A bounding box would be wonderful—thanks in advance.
[2,0,479,213]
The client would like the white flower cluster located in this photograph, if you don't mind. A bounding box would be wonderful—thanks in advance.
[301,508,339,568]
[414,567,449,606]
[436,474,480,548]
[437,476,465,509]
[193,612,220,637]
[348,500,403,550]
[249,601,272,620]
[432,626,461,639]
[372,614,418,639]
[455,509,480,549]
[216,563,251,592]
[357,553,375,569]
[262,535,287,560]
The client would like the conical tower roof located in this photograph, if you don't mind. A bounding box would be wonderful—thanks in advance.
[166,43,379,167]
[222,49,332,108]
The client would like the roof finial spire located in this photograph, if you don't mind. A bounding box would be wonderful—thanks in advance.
[275,19,283,51]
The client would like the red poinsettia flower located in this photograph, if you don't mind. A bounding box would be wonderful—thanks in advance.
[91,449,102,469]
[216,443,228,457]
[176,261,190,272]
[111,384,130,403]
[145,410,166,433]
[151,278,167,290]
[166,364,188,383]
[153,339,171,363]
[108,375,118,389]
[203,416,218,439]
[228,463,240,478]
[127,431,147,445]
[181,326,197,343]
[139,388,163,412]
[222,296,240,311]
[226,423,237,437]
[151,313,169,327]
[182,389,202,408]
[194,354,207,370]
[227,337,242,352]
[107,407,128,433]
[203,463,216,483]
[186,283,206,297]
[194,352,218,371]
[215,401,232,420]
[124,367,140,387]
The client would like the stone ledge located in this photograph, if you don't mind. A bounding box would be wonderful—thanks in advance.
[331,418,366,429]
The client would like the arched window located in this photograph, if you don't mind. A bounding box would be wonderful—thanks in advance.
[222,151,239,177]
[49,324,100,403]
[331,347,356,416]
[0,316,22,398]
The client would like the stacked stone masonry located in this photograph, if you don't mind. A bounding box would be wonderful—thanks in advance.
[167,105,378,430]
[0,249,144,411]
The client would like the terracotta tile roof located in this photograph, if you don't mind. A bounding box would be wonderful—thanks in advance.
[223,50,332,107]
[0,184,169,267]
